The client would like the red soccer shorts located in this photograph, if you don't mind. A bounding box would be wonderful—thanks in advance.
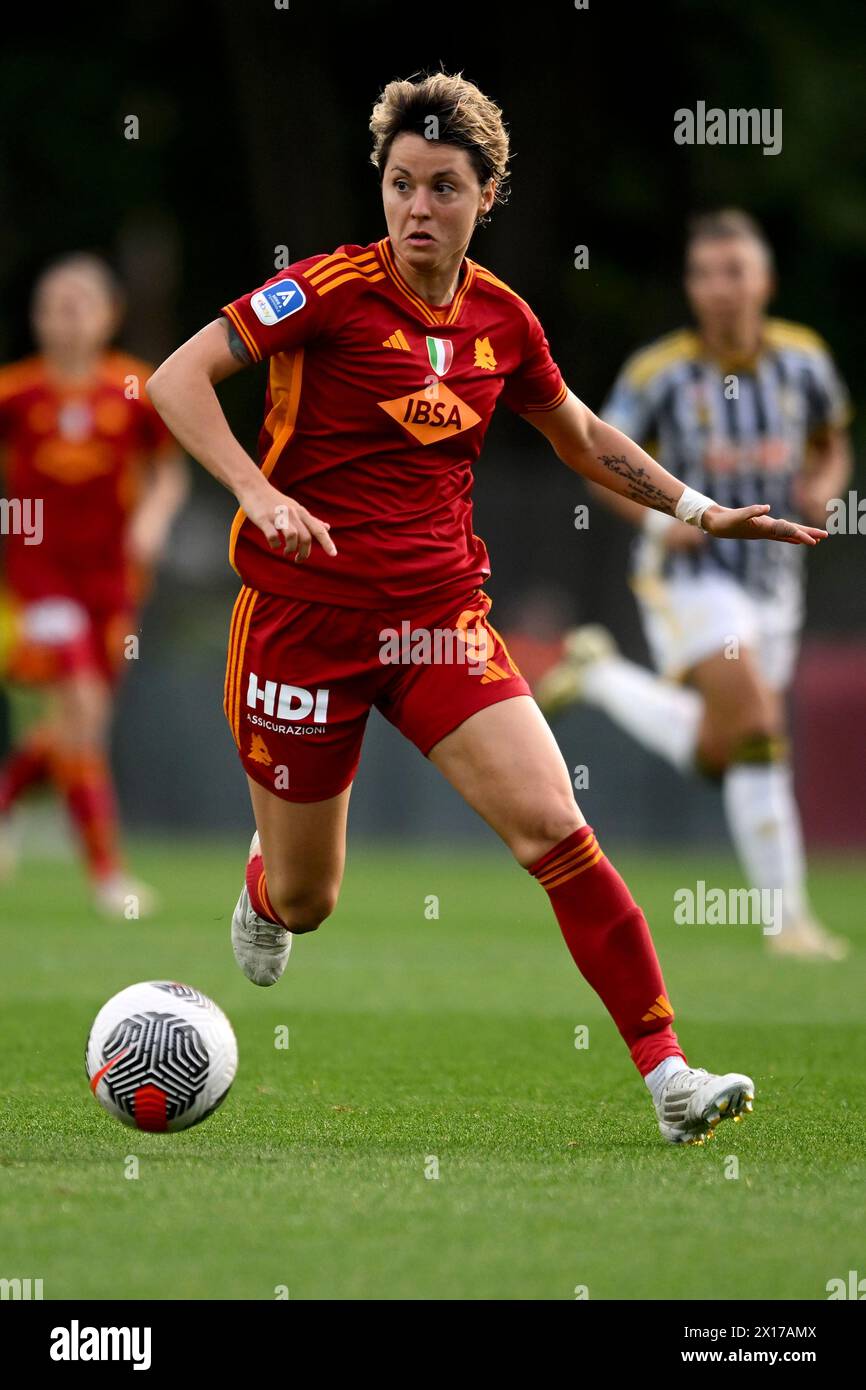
[223,584,533,802]
[2,592,134,687]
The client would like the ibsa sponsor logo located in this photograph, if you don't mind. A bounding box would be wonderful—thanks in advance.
[246,673,329,725]
[378,382,481,445]
[250,279,306,326]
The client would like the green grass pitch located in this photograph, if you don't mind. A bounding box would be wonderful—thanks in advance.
[1,837,864,1300]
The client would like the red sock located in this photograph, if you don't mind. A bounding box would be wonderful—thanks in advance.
[528,825,686,1077]
[0,729,54,814]
[245,848,287,926]
[50,748,122,882]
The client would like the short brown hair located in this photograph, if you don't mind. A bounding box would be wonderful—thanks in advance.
[33,252,124,306]
[369,70,511,219]
[686,209,774,269]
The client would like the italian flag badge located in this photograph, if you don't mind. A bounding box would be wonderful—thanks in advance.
[426,336,454,377]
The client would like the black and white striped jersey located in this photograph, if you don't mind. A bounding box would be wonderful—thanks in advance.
[601,319,851,600]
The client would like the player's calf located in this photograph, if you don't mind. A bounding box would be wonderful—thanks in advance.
[263,882,339,935]
[231,832,293,986]
[232,833,340,986]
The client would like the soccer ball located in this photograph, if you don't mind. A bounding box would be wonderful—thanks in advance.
[85,981,238,1132]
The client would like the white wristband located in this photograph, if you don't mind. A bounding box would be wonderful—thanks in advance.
[675,486,717,529]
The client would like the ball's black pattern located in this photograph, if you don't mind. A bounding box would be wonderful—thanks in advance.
[151,982,213,1008]
[98,1011,210,1121]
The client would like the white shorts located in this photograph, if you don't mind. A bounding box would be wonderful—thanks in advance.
[630,568,802,691]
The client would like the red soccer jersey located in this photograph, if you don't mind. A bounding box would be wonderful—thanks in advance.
[221,237,567,608]
[0,352,174,608]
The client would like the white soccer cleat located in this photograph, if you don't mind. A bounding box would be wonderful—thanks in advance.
[231,832,292,987]
[655,1066,755,1145]
[534,624,619,718]
[766,916,849,962]
[93,874,159,920]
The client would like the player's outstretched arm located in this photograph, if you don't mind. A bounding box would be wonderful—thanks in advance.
[146,320,336,563]
[523,388,827,546]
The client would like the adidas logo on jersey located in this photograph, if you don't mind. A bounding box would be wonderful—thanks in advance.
[382,329,411,350]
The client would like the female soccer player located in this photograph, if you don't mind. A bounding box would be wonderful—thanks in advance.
[147,73,825,1145]
[0,255,189,914]
[537,210,851,960]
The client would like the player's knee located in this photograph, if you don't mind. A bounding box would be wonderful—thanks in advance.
[728,729,790,768]
[269,883,339,934]
[511,800,584,868]
[57,692,111,749]
[52,727,109,760]
[699,718,787,776]
[701,691,778,763]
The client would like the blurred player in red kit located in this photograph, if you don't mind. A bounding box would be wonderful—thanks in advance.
[148,73,827,1144]
[0,254,189,915]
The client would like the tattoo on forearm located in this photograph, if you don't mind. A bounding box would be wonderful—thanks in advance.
[224,319,252,366]
[597,454,676,512]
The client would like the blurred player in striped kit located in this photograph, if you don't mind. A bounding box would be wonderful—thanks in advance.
[538,211,852,959]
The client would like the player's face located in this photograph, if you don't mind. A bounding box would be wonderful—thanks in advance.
[684,237,773,331]
[32,269,118,359]
[382,132,495,271]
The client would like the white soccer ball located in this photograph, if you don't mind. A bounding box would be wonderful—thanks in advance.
[85,981,238,1132]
